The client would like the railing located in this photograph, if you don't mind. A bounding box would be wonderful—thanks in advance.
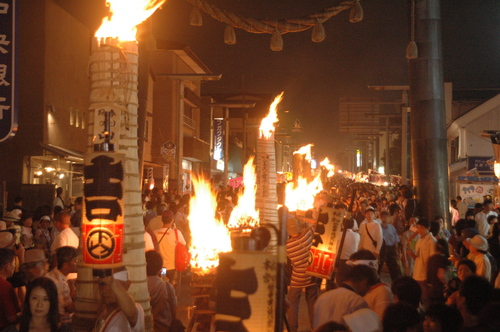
[183,115,195,129]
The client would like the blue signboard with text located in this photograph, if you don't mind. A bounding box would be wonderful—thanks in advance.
[0,0,18,142]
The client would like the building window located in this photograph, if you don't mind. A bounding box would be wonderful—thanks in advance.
[70,107,74,126]
[75,109,80,128]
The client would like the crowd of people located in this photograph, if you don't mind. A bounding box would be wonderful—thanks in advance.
[285,176,500,332]
[0,186,190,332]
[2,180,500,332]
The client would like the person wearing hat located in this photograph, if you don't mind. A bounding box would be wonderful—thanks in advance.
[285,214,318,332]
[94,267,144,332]
[3,210,22,245]
[358,206,383,258]
[466,235,491,281]
[0,230,16,249]
[23,248,49,282]
[0,216,5,231]
[34,215,53,256]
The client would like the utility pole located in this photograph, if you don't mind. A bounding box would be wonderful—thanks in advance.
[409,0,449,224]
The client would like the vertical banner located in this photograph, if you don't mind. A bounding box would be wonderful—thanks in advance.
[163,163,169,191]
[213,118,223,160]
[82,152,125,268]
[0,0,18,142]
[215,252,276,332]
[258,154,270,197]
[306,207,344,279]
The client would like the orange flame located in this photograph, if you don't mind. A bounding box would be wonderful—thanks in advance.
[95,0,166,42]
[285,174,323,212]
[259,92,284,139]
[227,157,260,229]
[320,157,335,177]
[189,175,232,274]
[293,144,313,161]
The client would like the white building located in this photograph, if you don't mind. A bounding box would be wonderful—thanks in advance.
[447,93,500,204]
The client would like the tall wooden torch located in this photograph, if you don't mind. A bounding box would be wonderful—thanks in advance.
[255,92,284,254]
[73,2,166,331]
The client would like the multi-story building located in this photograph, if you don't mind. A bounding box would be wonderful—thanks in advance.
[0,0,216,212]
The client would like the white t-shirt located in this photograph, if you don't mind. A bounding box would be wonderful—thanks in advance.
[154,227,186,270]
[95,303,145,332]
[314,287,369,328]
[363,283,394,319]
[475,210,498,238]
[412,232,437,281]
[471,252,491,281]
[339,229,360,260]
[51,227,79,253]
[358,220,383,255]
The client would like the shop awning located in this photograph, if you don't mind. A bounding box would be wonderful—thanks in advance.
[39,143,84,161]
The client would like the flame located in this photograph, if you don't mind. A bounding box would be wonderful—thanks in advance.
[227,157,260,229]
[293,144,313,161]
[189,175,232,274]
[259,92,284,139]
[285,174,323,212]
[95,0,166,42]
[495,162,500,179]
[320,157,335,177]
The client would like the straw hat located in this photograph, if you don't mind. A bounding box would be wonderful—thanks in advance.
[467,235,488,252]
[0,231,15,248]
[2,210,19,223]
[11,209,22,219]
[24,249,48,264]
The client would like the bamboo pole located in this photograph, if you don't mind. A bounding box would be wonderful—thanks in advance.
[73,37,151,332]
[256,133,279,253]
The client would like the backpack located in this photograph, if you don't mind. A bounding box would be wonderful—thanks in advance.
[174,229,191,272]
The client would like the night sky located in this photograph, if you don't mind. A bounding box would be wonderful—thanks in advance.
[55,0,500,164]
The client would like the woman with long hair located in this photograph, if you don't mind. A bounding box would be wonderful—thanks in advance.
[19,277,61,332]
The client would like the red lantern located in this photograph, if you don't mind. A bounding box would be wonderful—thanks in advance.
[81,151,125,268]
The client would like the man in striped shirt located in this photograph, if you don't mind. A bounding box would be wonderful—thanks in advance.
[286,215,318,332]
